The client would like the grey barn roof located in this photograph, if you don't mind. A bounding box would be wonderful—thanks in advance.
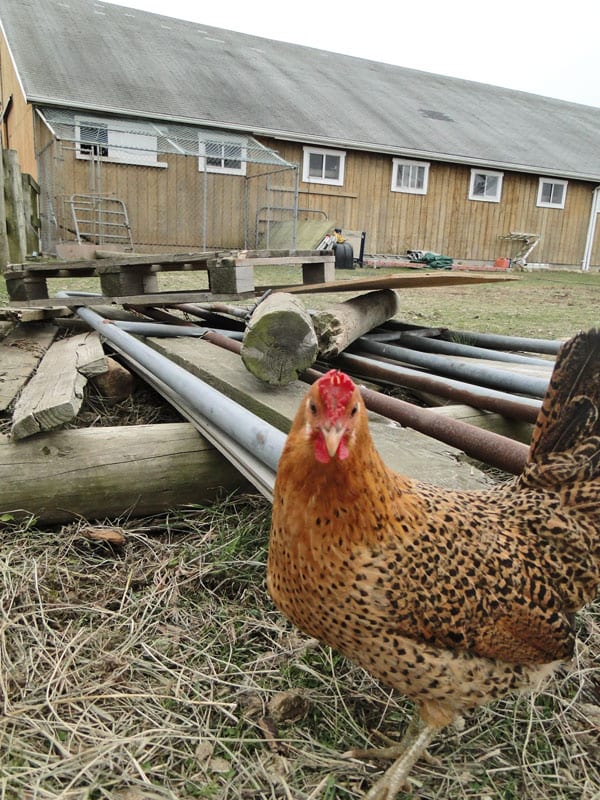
[2,0,600,181]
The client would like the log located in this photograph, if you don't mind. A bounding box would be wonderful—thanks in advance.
[312,289,399,358]
[241,292,319,385]
[241,289,399,384]
[11,332,107,439]
[0,423,248,524]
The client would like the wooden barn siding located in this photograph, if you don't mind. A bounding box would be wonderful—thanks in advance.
[265,138,599,267]
[42,142,254,250]
[0,35,37,176]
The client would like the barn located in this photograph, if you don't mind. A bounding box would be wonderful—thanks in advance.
[1,0,599,268]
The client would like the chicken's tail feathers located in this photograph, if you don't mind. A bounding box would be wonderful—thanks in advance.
[527,328,600,482]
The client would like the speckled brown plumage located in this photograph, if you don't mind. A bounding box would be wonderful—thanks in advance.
[267,329,600,746]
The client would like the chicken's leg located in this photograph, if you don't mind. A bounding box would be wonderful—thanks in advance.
[346,712,439,800]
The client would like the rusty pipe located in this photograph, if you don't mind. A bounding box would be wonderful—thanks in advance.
[334,351,541,423]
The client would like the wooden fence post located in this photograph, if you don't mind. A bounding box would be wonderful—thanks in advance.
[0,148,10,269]
[2,148,28,263]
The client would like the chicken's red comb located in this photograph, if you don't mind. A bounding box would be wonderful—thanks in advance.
[316,370,356,420]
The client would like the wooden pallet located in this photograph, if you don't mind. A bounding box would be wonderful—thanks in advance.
[4,249,336,303]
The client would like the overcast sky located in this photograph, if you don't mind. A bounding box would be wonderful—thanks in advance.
[101,0,600,109]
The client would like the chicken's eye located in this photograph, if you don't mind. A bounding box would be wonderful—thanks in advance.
[350,405,359,417]
[309,401,318,415]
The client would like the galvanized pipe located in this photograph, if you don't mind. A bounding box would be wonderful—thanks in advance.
[112,320,244,340]
[69,305,286,479]
[380,321,563,355]
[355,337,550,398]
[334,351,541,423]
[363,331,551,366]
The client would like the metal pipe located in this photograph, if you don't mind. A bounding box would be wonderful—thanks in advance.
[334,352,541,423]
[379,321,563,355]
[112,320,244,340]
[354,338,550,398]
[169,303,247,331]
[363,331,551,366]
[356,384,529,475]
[440,329,563,355]
[67,304,286,483]
[202,333,530,474]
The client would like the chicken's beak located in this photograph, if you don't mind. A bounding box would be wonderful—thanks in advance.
[322,424,346,459]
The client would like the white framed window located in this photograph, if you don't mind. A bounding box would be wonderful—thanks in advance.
[469,169,503,202]
[537,178,567,209]
[302,146,345,186]
[199,136,247,175]
[75,117,165,167]
[391,159,430,194]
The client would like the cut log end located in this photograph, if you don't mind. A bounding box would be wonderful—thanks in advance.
[241,293,318,385]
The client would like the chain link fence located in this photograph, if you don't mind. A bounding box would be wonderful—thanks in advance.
[36,108,299,255]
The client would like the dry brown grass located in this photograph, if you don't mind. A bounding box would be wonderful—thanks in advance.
[1,496,599,800]
[1,267,599,798]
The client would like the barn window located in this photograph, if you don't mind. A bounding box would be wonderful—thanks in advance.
[302,146,345,186]
[469,169,503,202]
[391,159,430,194]
[537,178,567,208]
[75,117,164,167]
[199,137,247,175]
[78,122,109,158]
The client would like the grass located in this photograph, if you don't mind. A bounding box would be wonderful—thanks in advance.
[1,264,600,798]
[1,500,598,799]
[2,264,599,340]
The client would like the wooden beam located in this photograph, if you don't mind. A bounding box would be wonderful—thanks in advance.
[0,323,59,412]
[11,332,107,440]
[11,291,250,308]
[0,423,248,524]
[312,289,399,358]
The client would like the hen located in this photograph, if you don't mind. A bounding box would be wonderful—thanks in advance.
[267,328,600,799]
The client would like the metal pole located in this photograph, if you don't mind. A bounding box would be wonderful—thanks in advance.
[441,329,562,355]
[363,331,551,366]
[71,305,286,483]
[335,351,541,423]
[112,320,243,340]
[354,338,550,398]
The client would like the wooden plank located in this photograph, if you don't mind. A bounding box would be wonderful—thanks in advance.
[0,423,248,524]
[274,271,519,293]
[144,335,490,490]
[5,251,220,276]
[11,291,250,308]
[0,306,71,322]
[11,332,107,440]
[238,255,335,267]
[0,323,58,412]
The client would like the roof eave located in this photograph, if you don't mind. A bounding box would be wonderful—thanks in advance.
[29,99,600,183]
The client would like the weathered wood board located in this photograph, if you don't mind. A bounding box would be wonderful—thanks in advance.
[11,332,107,439]
[1,423,248,523]
[276,271,518,293]
[0,323,58,412]
[144,335,490,490]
